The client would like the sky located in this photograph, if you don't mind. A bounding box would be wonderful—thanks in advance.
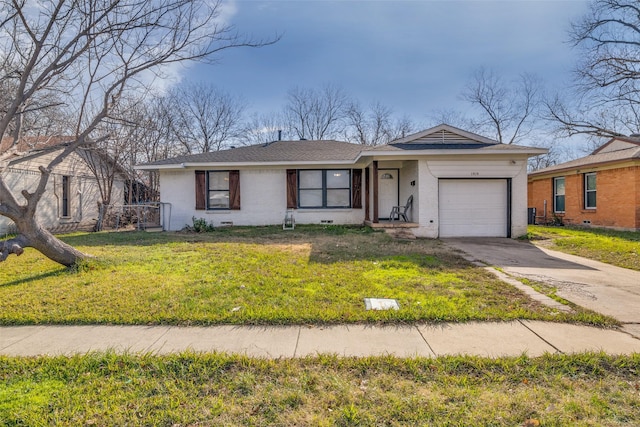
[181,0,590,144]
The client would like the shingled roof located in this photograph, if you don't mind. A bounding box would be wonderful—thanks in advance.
[139,140,365,167]
[529,137,640,176]
[136,124,547,170]
[0,136,74,153]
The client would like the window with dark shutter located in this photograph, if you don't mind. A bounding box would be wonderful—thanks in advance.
[61,175,71,217]
[364,167,370,220]
[195,171,206,210]
[286,169,297,208]
[351,169,362,209]
[298,169,350,208]
[229,170,241,210]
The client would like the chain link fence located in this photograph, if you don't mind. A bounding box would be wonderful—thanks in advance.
[96,202,170,231]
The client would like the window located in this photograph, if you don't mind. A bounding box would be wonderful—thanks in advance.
[553,177,565,213]
[585,172,596,209]
[62,175,71,217]
[195,170,240,210]
[298,169,351,208]
[208,171,230,209]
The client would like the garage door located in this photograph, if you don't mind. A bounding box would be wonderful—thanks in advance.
[439,179,508,237]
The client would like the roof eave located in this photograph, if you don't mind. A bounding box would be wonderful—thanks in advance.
[529,157,640,178]
[135,159,361,170]
[358,148,548,159]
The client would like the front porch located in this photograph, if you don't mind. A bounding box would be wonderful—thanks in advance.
[364,159,419,227]
[364,220,419,229]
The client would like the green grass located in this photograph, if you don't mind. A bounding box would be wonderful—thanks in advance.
[528,225,640,271]
[0,226,611,326]
[1,352,639,426]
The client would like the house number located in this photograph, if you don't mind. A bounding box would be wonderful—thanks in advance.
[470,172,479,176]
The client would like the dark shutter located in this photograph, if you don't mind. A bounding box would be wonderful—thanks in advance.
[365,167,370,220]
[229,170,241,210]
[286,169,297,208]
[351,169,362,209]
[195,170,206,210]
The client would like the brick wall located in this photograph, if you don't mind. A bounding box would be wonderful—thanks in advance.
[528,165,640,230]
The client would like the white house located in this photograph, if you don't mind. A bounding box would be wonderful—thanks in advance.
[0,142,126,235]
[135,124,546,238]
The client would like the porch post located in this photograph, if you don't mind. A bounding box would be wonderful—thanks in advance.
[365,167,370,221]
[373,161,379,223]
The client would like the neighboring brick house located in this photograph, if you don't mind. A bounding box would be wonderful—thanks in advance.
[528,136,640,230]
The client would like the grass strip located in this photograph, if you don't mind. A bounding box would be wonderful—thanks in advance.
[528,225,640,271]
[0,226,612,326]
[1,352,639,426]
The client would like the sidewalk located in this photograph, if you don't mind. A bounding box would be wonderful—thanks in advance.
[2,321,640,358]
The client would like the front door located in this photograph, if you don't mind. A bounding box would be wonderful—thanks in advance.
[378,169,399,220]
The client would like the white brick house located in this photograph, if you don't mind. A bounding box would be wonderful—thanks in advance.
[136,124,546,238]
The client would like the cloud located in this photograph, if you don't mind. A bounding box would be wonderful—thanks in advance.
[144,0,240,95]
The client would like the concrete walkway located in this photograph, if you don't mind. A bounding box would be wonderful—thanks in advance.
[2,321,640,358]
[3,238,640,359]
[444,237,640,340]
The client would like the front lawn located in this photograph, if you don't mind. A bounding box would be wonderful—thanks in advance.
[2,352,639,426]
[0,226,610,326]
[528,225,640,271]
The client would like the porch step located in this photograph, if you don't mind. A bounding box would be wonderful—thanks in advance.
[385,228,416,240]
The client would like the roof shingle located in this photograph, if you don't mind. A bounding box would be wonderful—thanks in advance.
[141,140,364,166]
[530,142,640,176]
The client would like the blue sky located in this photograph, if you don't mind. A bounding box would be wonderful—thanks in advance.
[185,0,589,128]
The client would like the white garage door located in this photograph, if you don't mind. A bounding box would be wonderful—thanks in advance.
[439,179,508,237]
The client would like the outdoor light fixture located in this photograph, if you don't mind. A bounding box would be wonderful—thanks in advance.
[381,173,393,179]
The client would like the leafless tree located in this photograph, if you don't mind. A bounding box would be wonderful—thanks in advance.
[0,0,275,266]
[428,109,474,131]
[125,98,180,201]
[527,139,573,171]
[462,68,541,144]
[344,101,416,145]
[241,111,288,145]
[283,84,349,140]
[165,81,246,153]
[545,0,640,139]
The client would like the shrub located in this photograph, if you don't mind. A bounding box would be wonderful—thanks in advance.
[190,217,215,233]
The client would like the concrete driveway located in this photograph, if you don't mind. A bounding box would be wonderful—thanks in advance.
[443,238,640,332]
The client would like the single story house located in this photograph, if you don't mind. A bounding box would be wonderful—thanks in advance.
[528,135,640,230]
[0,139,126,234]
[136,124,546,238]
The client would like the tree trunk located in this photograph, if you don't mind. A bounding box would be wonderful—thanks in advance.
[0,217,90,267]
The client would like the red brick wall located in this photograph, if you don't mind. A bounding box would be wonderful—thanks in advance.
[528,165,640,230]
[636,166,640,230]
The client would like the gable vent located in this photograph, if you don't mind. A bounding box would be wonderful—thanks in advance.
[408,130,485,145]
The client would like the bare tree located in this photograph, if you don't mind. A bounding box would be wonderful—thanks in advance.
[545,0,640,139]
[344,101,416,145]
[283,84,349,140]
[462,68,541,144]
[241,112,288,145]
[0,0,275,266]
[125,98,180,201]
[428,109,474,131]
[165,82,246,153]
[527,140,571,171]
